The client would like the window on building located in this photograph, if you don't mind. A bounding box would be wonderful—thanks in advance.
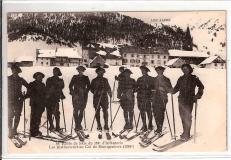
[41,62,43,65]
[214,63,217,66]
[130,59,135,63]
[151,60,154,64]
[46,62,48,65]
[157,55,160,59]
[164,61,166,64]
[131,54,134,57]
[221,63,224,66]
[152,55,155,59]
[123,59,128,63]
[164,56,166,59]
[123,54,127,57]
[84,59,87,62]
[136,59,140,63]
[144,55,146,58]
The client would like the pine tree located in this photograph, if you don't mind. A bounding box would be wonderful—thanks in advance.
[183,26,193,51]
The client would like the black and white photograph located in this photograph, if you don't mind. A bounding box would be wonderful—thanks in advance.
[1,0,229,158]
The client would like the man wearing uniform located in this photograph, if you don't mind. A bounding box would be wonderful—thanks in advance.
[27,72,46,137]
[153,66,172,135]
[90,67,112,131]
[8,63,28,138]
[46,67,65,131]
[137,66,155,132]
[172,64,204,141]
[117,69,136,130]
[115,66,125,100]
[69,66,90,131]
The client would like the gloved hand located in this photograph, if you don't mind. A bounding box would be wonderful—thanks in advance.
[193,95,200,102]
[115,76,118,80]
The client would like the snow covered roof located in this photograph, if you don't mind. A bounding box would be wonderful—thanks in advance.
[15,56,34,62]
[165,58,180,66]
[56,48,82,58]
[169,49,209,58]
[200,56,225,65]
[38,48,82,59]
[98,43,118,49]
[38,49,56,58]
[96,50,107,56]
[110,50,121,57]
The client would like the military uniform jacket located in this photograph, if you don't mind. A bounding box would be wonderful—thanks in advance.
[154,75,172,101]
[90,76,112,97]
[27,81,46,106]
[69,75,90,96]
[173,74,204,104]
[46,76,65,102]
[8,75,28,104]
[137,75,155,99]
[118,77,136,100]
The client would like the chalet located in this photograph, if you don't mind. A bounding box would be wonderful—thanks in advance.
[90,55,108,68]
[168,49,209,65]
[8,56,34,67]
[199,56,226,69]
[36,47,89,67]
[165,58,185,68]
[105,50,122,66]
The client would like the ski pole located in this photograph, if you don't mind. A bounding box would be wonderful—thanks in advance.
[165,110,173,139]
[83,110,87,130]
[61,99,67,132]
[23,91,26,138]
[194,101,198,143]
[112,79,116,101]
[71,115,74,136]
[135,112,141,132]
[90,92,103,132]
[109,97,113,130]
[171,94,176,140]
[133,110,137,130]
[110,104,121,129]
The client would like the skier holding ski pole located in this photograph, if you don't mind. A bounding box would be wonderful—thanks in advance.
[90,67,112,139]
[117,69,136,131]
[69,65,90,135]
[171,64,204,141]
[152,66,172,136]
[137,65,155,132]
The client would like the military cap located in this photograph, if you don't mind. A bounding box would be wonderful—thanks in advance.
[119,66,125,71]
[11,63,22,73]
[53,67,62,76]
[95,67,105,73]
[123,69,133,74]
[76,65,86,71]
[140,65,150,72]
[33,72,45,79]
[155,66,166,71]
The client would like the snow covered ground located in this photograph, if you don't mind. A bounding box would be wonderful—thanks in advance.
[7,66,226,153]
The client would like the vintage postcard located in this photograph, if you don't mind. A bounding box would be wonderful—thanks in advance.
[1,0,228,159]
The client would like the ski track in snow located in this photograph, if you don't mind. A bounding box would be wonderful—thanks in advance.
[7,66,226,153]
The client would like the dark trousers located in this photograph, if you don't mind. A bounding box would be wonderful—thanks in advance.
[72,94,87,130]
[152,98,167,133]
[121,97,134,129]
[138,99,153,129]
[30,104,45,135]
[46,101,60,129]
[93,96,109,130]
[8,99,23,135]
[178,100,194,137]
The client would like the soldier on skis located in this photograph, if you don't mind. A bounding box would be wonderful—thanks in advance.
[69,66,90,132]
[152,66,172,135]
[46,67,65,132]
[115,66,126,100]
[172,64,204,141]
[90,67,112,134]
[137,66,155,132]
[8,63,28,138]
[27,72,46,137]
[117,69,136,130]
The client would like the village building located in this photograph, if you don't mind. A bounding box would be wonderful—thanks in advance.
[8,56,34,67]
[199,55,226,69]
[168,49,209,65]
[36,47,89,67]
[165,58,185,68]
[89,55,108,68]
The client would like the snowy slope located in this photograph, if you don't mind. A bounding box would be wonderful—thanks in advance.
[7,66,226,153]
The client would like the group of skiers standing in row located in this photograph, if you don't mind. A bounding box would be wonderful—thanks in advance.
[8,62,204,141]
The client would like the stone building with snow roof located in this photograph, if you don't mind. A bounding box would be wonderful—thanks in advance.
[165,58,185,68]
[36,47,89,67]
[8,56,34,67]
[199,55,226,69]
